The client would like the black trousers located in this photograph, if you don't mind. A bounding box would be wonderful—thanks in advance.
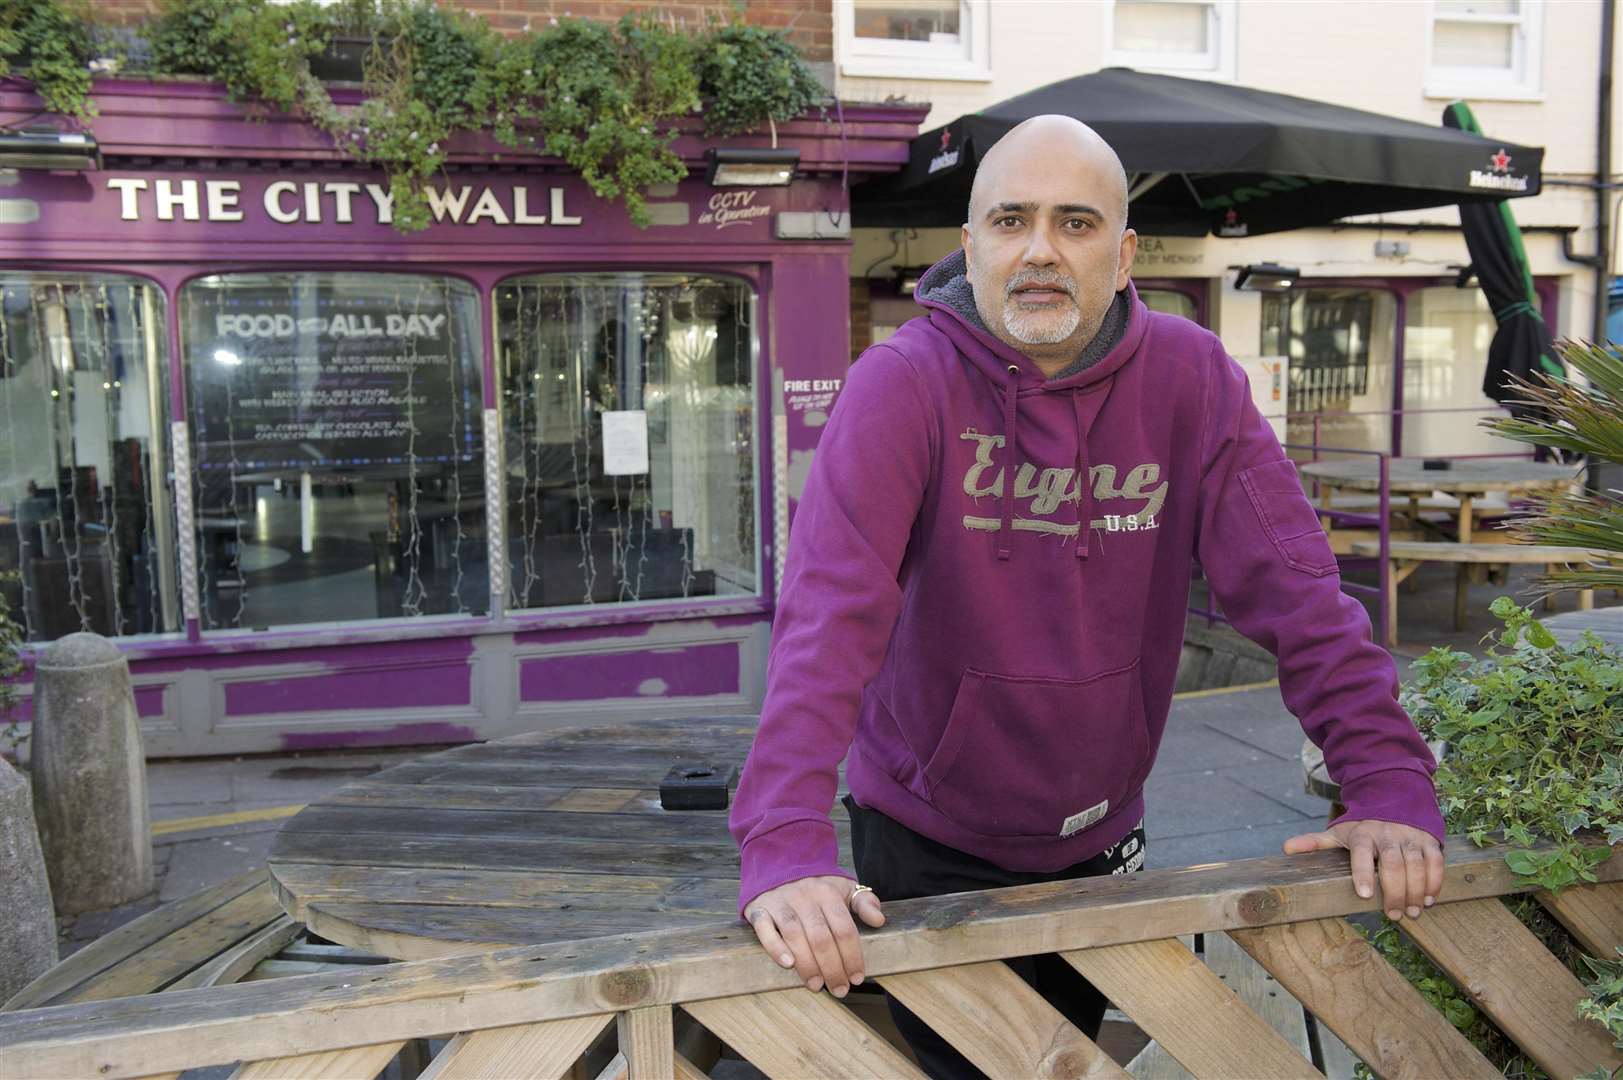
[845,796,1147,1080]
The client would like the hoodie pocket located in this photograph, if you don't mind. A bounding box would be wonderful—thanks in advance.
[1240,459,1339,577]
[922,659,1148,839]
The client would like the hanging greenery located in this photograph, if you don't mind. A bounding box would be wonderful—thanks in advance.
[3,0,827,233]
[0,0,96,120]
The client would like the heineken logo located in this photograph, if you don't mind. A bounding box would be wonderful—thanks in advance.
[1469,148,1529,192]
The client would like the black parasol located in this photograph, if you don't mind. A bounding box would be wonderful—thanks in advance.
[1442,100,1562,406]
[855,68,1544,238]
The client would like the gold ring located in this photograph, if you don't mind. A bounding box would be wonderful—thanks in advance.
[847,884,875,905]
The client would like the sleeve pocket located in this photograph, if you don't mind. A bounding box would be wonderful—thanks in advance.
[1239,459,1339,577]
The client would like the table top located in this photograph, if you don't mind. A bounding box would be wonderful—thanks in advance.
[1297,458,1579,495]
[267,717,838,960]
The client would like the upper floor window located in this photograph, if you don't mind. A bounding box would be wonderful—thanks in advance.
[1107,0,1237,81]
[1427,0,1543,100]
[836,0,991,81]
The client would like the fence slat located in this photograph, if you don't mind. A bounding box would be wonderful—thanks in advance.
[880,960,1127,1078]
[1402,897,1623,1079]
[684,988,924,1079]
[618,1006,673,1080]
[229,1042,406,1080]
[418,1016,613,1080]
[1227,918,1498,1079]
[1536,881,1623,957]
[1202,932,1310,1059]
[1062,938,1320,1079]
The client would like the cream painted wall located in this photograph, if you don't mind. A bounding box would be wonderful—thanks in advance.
[841,0,1616,260]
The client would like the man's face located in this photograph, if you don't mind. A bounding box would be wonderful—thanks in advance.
[961,146,1136,366]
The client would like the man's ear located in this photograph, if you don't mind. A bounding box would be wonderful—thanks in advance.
[961,221,973,275]
[1116,228,1138,290]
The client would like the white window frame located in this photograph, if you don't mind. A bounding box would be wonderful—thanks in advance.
[836,0,991,82]
[1104,0,1237,82]
[1424,0,1544,102]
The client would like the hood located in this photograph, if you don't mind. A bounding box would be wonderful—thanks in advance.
[912,249,1148,392]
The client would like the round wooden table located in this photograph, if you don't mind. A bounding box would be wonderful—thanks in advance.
[267,717,850,960]
[1297,459,1577,544]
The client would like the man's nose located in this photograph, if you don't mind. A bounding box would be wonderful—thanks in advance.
[1022,224,1059,266]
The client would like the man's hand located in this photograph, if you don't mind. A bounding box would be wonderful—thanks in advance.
[743,875,885,998]
[1283,820,1443,920]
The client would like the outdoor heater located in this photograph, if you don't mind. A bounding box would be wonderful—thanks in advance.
[1233,263,1300,292]
[0,129,101,171]
[706,147,799,187]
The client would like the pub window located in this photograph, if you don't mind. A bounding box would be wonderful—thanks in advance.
[836,0,992,81]
[497,273,759,610]
[1107,0,1237,81]
[1262,287,1397,458]
[1427,0,1543,99]
[180,272,486,630]
[1,273,178,642]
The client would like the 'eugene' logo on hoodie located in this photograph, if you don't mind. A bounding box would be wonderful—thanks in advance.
[958,430,1168,537]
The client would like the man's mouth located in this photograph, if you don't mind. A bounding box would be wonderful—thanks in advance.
[1011,286,1069,304]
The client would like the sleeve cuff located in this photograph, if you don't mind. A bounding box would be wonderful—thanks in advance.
[1331,764,1446,846]
[737,816,852,918]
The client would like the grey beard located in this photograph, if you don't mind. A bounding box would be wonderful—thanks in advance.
[1003,302,1082,345]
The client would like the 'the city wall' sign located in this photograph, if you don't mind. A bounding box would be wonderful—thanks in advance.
[105,177,585,227]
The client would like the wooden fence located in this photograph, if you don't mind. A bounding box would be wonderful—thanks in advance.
[1,840,1619,1080]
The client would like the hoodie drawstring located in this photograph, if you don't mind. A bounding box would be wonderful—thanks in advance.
[997,364,1020,561]
[1073,394,1092,560]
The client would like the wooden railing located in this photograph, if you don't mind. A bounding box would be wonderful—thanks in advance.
[1,840,1619,1080]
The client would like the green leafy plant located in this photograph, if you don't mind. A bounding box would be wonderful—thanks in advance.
[1577,948,1623,1056]
[1352,601,1622,1077]
[133,0,826,232]
[1486,339,1623,595]
[0,0,96,119]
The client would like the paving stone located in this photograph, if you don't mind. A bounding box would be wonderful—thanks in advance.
[1151,720,1276,775]
[1143,773,1314,840]
[144,760,236,806]
[1216,758,1332,820]
[158,831,278,903]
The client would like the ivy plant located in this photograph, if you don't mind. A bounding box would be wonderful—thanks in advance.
[93,0,825,232]
[0,0,96,120]
[1351,600,1623,1077]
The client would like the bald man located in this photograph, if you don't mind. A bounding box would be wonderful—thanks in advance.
[730,116,1444,1077]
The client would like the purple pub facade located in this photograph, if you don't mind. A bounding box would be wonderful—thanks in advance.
[0,79,924,756]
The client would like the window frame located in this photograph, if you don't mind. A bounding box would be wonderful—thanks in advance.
[491,268,766,616]
[836,0,992,82]
[1424,0,1544,102]
[0,268,181,643]
[1104,0,1238,82]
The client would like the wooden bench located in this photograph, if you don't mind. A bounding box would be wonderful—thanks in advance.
[0,867,390,1007]
[1348,540,1603,646]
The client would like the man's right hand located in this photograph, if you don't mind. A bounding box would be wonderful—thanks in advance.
[744,875,886,998]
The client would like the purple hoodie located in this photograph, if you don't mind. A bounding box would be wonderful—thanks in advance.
[729,252,1443,914]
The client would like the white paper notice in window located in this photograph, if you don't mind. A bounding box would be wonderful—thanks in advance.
[602,410,650,476]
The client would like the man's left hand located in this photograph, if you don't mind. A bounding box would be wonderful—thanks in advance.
[1283,820,1443,920]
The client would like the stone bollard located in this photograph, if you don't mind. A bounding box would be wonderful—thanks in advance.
[0,759,57,1003]
[31,633,154,914]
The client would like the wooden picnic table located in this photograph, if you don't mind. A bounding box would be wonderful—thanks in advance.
[1298,458,1577,544]
[266,717,821,961]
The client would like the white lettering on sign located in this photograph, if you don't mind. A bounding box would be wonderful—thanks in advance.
[215,312,447,339]
[698,189,771,229]
[104,177,587,228]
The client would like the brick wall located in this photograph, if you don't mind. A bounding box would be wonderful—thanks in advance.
[88,1,832,63]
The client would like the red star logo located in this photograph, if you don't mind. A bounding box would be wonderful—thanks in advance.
[940,129,952,152]
[1490,148,1512,173]
[1224,208,1239,225]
